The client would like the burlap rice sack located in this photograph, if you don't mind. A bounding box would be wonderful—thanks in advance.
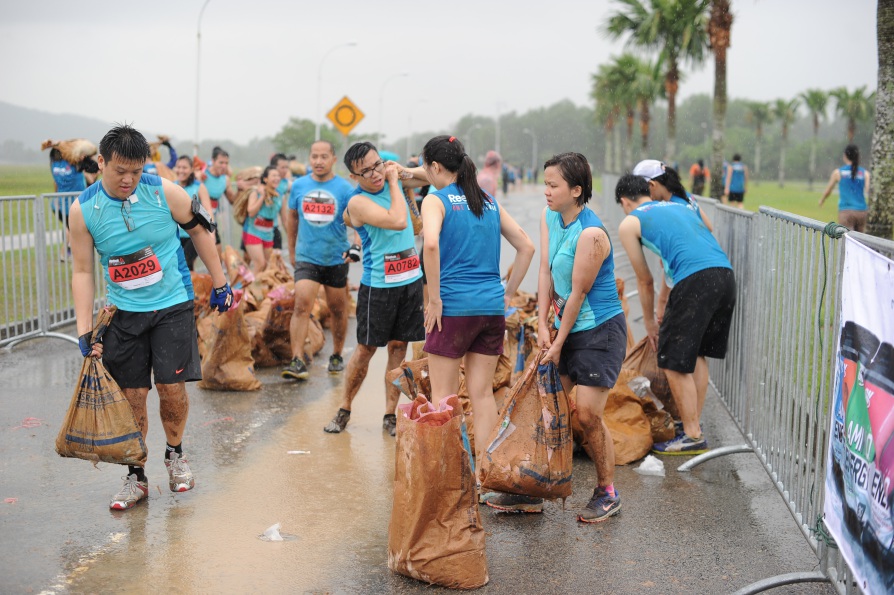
[198,293,261,391]
[388,395,488,589]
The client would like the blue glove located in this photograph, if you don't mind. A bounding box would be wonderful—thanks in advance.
[210,284,234,312]
[78,332,93,357]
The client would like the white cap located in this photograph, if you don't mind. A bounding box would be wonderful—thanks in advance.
[632,159,666,180]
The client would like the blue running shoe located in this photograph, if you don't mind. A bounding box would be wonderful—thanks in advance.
[652,433,709,455]
[578,486,621,523]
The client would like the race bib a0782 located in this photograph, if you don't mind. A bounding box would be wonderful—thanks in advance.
[384,248,420,284]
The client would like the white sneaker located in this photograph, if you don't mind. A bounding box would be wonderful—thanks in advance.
[165,452,195,492]
[109,474,149,510]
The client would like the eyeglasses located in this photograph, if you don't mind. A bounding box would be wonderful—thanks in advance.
[355,160,384,179]
[121,200,135,232]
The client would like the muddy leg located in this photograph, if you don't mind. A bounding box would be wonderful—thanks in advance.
[156,382,189,446]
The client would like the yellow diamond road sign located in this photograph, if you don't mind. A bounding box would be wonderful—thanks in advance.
[327,96,364,136]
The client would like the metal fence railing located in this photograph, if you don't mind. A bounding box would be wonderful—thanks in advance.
[2,193,104,349]
[599,175,894,594]
[1,187,248,350]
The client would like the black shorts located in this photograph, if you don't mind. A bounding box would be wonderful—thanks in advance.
[658,267,736,373]
[728,191,745,203]
[102,301,202,389]
[272,226,282,250]
[558,313,627,387]
[293,261,349,288]
[180,237,198,271]
[356,279,425,347]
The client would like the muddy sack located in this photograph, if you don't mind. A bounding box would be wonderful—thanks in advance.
[388,395,488,589]
[56,307,148,466]
[198,291,261,391]
[622,338,678,419]
[480,355,573,500]
[388,358,433,401]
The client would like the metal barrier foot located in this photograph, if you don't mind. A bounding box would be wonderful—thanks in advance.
[677,444,753,472]
[730,571,830,595]
[5,332,78,352]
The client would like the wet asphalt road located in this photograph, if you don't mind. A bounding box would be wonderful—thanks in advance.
[0,186,832,594]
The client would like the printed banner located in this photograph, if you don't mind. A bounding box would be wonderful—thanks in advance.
[825,236,894,594]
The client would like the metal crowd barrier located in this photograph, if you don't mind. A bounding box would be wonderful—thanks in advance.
[1,193,107,349]
[599,175,894,594]
[2,186,247,350]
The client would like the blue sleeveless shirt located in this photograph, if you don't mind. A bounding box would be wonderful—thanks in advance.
[729,162,746,192]
[243,190,282,242]
[838,165,867,211]
[431,183,503,316]
[630,200,731,284]
[204,172,228,212]
[547,207,623,333]
[350,182,420,289]
[78,175,193,312]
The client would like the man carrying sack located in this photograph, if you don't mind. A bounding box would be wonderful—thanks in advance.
[69,125,233,510]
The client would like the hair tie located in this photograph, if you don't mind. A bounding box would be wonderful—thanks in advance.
[448,136,456,142]
[462,152,468,158]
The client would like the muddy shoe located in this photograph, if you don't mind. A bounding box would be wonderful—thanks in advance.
[578,486,621,523]
[324,408,351,433]
[485,493,544,513]
[327,354,345,373]
[281,357,309,381]
[165,452,195,493]
[383,414,397,436]
[652,433,709,455]
[109,474,149,511]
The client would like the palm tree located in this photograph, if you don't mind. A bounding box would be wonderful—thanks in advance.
[831,86,876,142]
[800,89,828,190]
[631,60,664,159]
[869,1,893,239]
[591,68,620,173]
[745,101,773,180]
[605,54,641,169]
[604,0,711,163]
[708,0,733,199]
[773,97,800,188]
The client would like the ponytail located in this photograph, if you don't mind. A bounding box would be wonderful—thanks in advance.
[653,166,690,201]
[422,135,489,218]
[844,144,859,180]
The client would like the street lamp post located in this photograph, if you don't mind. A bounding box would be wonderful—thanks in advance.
[378,72,409,145]
[194,0,211,157]
[522,128,537,181]
[407,99,429,160]
[315,42,358,141]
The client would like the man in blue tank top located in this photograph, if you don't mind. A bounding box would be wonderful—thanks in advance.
[282,140,360,381]
[323,142,424,437]
[723,153,748,208]
[69,125,233,511]
[616,174,736,455]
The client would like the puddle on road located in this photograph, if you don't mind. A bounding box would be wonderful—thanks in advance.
[65,349,401,593]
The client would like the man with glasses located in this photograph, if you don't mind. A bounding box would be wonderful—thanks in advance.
[69,125,233,510]
[323,142,424,436]
[282,140,360,381]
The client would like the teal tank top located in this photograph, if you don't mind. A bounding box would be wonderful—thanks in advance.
[78,175,193,312]
[351,182,421,288]
[547,207,623,333]
[243,190,282,242]
[204,172,228,212]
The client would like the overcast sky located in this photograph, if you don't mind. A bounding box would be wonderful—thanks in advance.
[0,0,878,145]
